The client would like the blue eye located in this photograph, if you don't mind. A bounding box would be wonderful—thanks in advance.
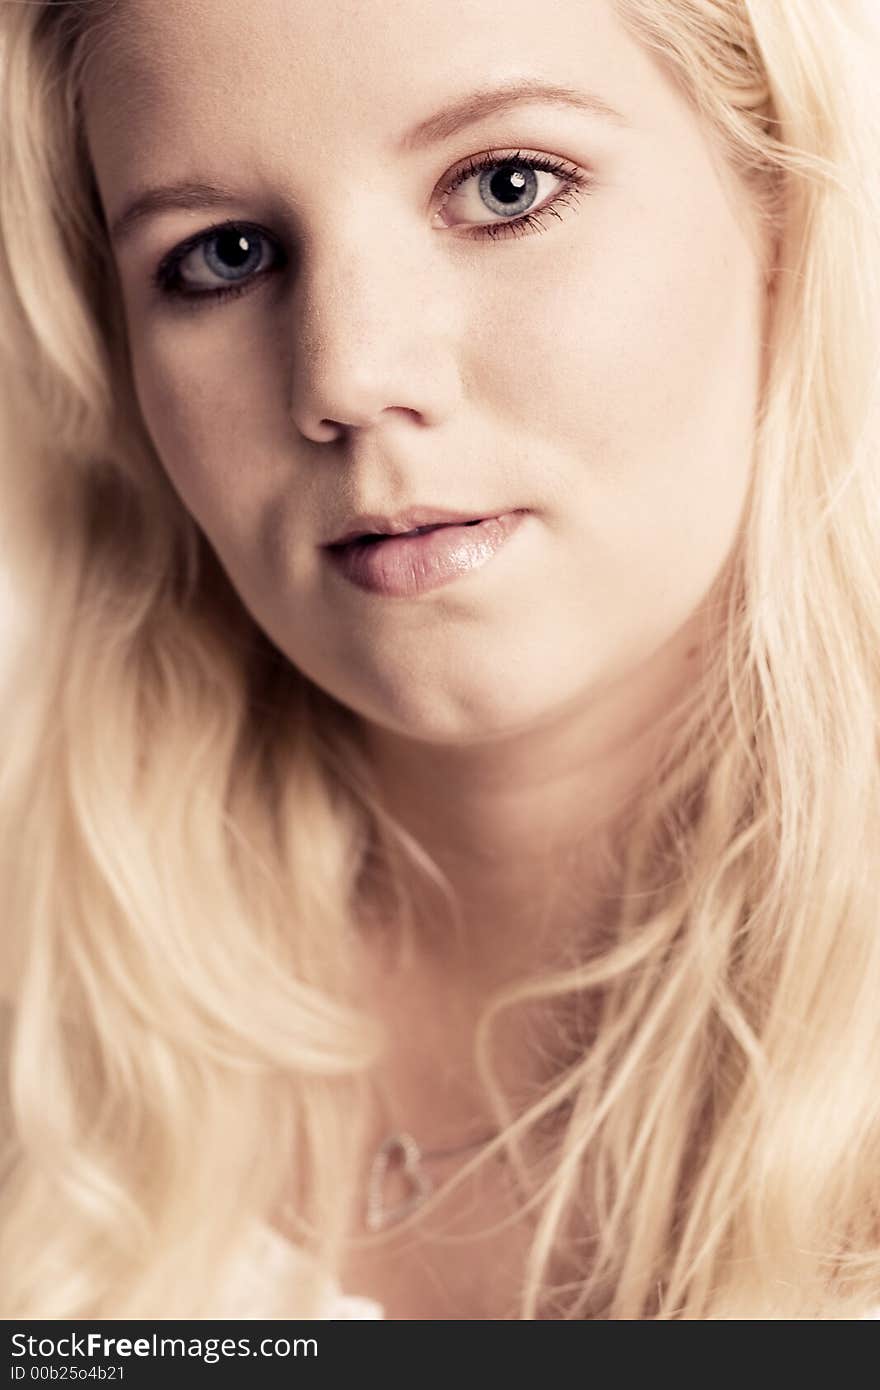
[153,223,282,303]
[437,149,592,240]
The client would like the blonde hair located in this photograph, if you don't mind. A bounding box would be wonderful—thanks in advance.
[1,0,879,1319]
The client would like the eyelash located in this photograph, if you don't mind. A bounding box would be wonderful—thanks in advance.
[151,149,593,307]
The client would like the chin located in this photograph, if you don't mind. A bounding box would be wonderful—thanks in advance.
[352,677,566,748]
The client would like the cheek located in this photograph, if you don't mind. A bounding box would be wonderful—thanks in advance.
[127,321,280,543]
[466,192,762,604]
[471,197,759,464]
[130,334,210,502]
[446,212,762,720]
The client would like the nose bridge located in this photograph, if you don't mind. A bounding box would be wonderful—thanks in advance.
[287,214,458,436]
[301,227,407,365]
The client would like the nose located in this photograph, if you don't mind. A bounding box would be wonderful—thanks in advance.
[285,234,462,444]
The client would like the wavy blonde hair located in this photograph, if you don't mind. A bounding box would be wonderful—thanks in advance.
[1,0,879,1319]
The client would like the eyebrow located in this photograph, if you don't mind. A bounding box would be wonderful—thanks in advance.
[109,181,244,246]
[397,77,628,152]
[109,78,627,246]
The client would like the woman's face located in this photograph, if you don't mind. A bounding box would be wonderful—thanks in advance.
[84,0,769,745]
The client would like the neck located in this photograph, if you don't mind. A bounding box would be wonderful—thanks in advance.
[347,611,709,1152]
[355,655,690,983]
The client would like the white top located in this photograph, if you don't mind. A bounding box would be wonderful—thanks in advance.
[218,1220,880,1320]
[217,1221,384,1320]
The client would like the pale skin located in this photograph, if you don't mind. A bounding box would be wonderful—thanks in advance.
[83,0,771,1316]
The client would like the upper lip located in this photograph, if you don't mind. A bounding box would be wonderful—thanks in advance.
[324,506,510,547]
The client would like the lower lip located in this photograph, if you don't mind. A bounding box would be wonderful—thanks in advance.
[324,511,528,598]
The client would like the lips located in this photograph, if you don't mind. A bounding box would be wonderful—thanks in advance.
[323,510,528,598]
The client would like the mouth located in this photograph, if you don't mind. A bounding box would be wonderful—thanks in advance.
[322,510,529,599]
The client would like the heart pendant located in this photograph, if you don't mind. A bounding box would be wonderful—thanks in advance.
[365,1132,433,1232]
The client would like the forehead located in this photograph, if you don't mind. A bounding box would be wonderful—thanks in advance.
[82,0,659,170]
